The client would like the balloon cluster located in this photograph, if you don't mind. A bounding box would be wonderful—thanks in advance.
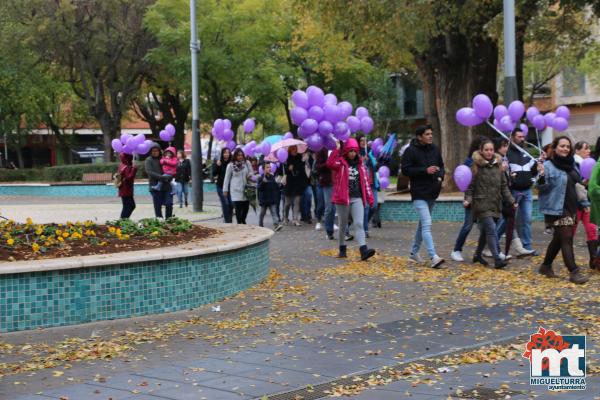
[211,118,236,152]
[290,86,374,152]
[371,138,384,158]
[159,124,176,142]
[378,165,390,189]
[242,140,272,158]
[111,133,153,155]
[457,94,571,134]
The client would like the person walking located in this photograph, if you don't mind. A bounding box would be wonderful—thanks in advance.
[283,145,308,226]
[223,148,254,224]
[212,148,233,223]
[450,137,485,262]
[145,143,174,219]
[401,125,445,268]
[507,128,537,256]
[490,137,516,260]
[357,134,379,239]
[587,156,600,269]
[117,152,137,219]
[573,141,598,268]
[175,150,191,208]
[258,163,282,231]
[327,138,376,261]
[537,136,589,284]
[315,147,336,239]
[464,139,516,269]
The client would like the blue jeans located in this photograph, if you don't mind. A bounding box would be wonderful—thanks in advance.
[363,188,378,234]
[411,199,437,258]
[316,185,325,221]
[216,186,233,223]
[175,182,189,206]
[321,186,335,233]
[453,206,473,252]
[512,188,533,250]
[301,185,314,221]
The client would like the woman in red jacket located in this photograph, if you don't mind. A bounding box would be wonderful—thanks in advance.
[327,138,376,260]
[118,153,138,219]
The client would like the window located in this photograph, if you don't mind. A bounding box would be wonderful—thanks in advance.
[562,67,586,97]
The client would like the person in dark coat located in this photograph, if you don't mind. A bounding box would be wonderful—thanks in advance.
[258,163,282,231]
[118,152,137,219]
[283,146,308,226]
[315,148,335,239]
[400,124,445,268]
[144,143,174,219]
[175,150,191,208]
[212,148,233,223]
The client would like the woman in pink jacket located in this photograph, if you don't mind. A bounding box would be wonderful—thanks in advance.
[327,138,376,261]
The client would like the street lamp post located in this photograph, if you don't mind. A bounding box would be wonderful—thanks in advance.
[503,0,518,103]
[190,0,203,211]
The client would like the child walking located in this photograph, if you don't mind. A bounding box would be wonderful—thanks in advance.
[152,146,177,193]
[327,138,376,261]
[258,163,283,231]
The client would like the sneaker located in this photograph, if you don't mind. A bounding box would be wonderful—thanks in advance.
[274,224,283,232]
[344,234,354,241]
[315,222,322,231]
[482,249,493,258]
[494,259,508,269]
[409,253,424,263]
[333,224,339,231]
[569,269,589,284]
[450,251,464,262]
[430,255,445,269]
[498,252,512,261]
[472,254,489,266]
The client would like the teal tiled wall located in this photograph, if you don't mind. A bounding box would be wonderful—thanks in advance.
[0,240,269,332]
[380,200,544,222]
[0,183,216,197]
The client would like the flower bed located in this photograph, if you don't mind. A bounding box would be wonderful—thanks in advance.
[0,217,219,262]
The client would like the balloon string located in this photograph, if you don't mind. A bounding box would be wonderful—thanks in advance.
[485,121,535,161]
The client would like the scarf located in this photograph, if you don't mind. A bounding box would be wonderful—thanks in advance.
[550,154,575,173]
[233,160,245,172]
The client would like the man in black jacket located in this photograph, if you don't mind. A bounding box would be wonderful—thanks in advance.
[506,128,538,255]
[401,125,445,268]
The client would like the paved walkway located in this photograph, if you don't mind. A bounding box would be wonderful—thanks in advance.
[0,199,599,399]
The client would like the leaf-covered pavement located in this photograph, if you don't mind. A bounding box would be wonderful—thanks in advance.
[1,220,599,399]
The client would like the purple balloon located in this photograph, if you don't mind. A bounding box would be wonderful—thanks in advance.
[323,104,339,122]
[335,121,348,136]
[136,142,150,155]
[291,107,308,126]
[338,101,353,119]
[306,134,324,151]
[378,166,390,178]
[159,130,171,142]
[165,123,176,136]
[360,117,374,134]
[308,106,324,122]
[553,117,569,132]
[581,158,596,180]
[532,115,546,131]
[373,137,384,147]
[111,139,123,152]
[337,129,351,141]
[132,134,145,146]
[301,118,318,134]
[324,93,338,105]
[226,140,236,150]
[120,133,132,144]
[556,105,570,120]
[508,100,525,122]
[347,116,361,132]
[283,132,294,140]
[223,119,232,130]
[318,120,333,136]
[276,148,288,163]
[372,143,382,157]
[500,115,514,132]
[222,129,234,142]
[243,118,255,133]
[520,123,529,137]
[379,176,390,189]
[291,90,309,109]
[493,118,503,131]
[323,134,337,151]
[544,112,556,127]
[453,165,472,192]
[297,125,311,139]
[306,86,325,108]
[472,94,494,119]
[356,106,369,119]
[213,119,224,135]
[493,105,508,121]
[456,107,482,127]
[526,106,540,123]
[260,141,271,156]
[258,165,264,176]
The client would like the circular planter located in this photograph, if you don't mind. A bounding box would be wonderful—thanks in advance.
[0,224,273,333]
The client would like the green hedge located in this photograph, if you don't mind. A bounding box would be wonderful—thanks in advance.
[0,162,148,183]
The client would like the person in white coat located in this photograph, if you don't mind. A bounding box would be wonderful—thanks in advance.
[223,148,254,224]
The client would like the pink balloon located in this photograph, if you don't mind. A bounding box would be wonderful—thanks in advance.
[472,94,493,119]
[308,106,324,122]
[453,165,472,192]
[291,90,309,109]
[346,116,361,132]
[581,158,596,180]
[291,107,308,126]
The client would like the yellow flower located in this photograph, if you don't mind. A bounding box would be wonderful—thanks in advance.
[35,227,43,235]
[32,243,40,252]
[55,229,62,236]
[58,237,64,242]
[40,235,46,240]
[44,241,50,247]
[26,217,33,225]
[108,227,116,234]
[62,232,69,238]
[6,238,14,246]
[99,241,107,246]
[116,228,121,236]
[151,231,159,236]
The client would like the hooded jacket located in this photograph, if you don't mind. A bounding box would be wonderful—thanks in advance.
[175,157,191,183]
[465,152,514,221]
[118,153,137,198]
[161,146,178,176]
[401,138,445,201]
[507,143,538,190]
[144,143,170,191]
[327,139,374,207]
[257,173,280,206]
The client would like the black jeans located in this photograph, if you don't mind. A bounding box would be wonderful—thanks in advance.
[234,201,250,224]
[120,196,136,219]
[151,190,173,219]
[475,216,500,261]
[543,225,578,272]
